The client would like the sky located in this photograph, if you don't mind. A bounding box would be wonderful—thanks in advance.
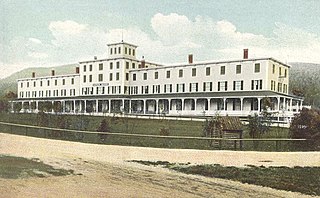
[1,0,320,78]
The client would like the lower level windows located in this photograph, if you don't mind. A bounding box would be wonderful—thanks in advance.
[203,82,213,92]
[177,83,185,93]
[233,80,244,91]
[251,80,263,90]
[189,83,198,92]
[218,81,227,91]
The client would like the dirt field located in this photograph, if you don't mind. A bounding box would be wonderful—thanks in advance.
[0,133,319,198]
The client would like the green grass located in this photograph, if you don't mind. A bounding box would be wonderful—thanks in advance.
[0,155,74,179]
[0,112,311,151]
[130,160,320,196]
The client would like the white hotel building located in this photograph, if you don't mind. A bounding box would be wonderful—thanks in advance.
[14,41,303,122]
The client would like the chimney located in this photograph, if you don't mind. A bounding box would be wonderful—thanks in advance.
[141,56,145,68]
[51,70,55,76]
[188,54,193,64]
[94,56,97,60]
[32,72,36,78]
[243,49,248,59]
[76,67,80,74]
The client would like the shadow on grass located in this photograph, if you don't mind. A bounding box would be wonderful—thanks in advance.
[0,155,74,179]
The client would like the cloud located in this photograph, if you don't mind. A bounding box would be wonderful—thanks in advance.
[1,15,320,79]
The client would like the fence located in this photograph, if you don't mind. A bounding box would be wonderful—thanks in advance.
[0,121,310,151]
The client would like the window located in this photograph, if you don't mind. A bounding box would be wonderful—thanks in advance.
[236,65,241,74]
[27,82,29,87]
[166,71,170,78]
[189,83,198,92]
[218,81,227,91]
[125,47,127,54]
[71,78,74,84]
[126,62,129,69]
[98,74,103,82]
[272,64,276,74]
[203,82,213,91]
[114,47,117,54]
[251,80,263,90]
[178,69,183,77]
[132,63,136,69]
[55,80,57,86]
[133,73,136,81]
[152,85,161,94]
[89,65,92,71]
[133,49,135,56]
[278,83,282,92]
[110,62,113,70]
[116,61,120,69]
[89,75,92,82]
[154,71,158,79]
[284,69,287,77]
[40,81,42,87]
[192,68,196,76]
[126,73,129,81]
[220,66,225,75]
[109,73,113,81]
[255,63,260,73]
[33,81,36,87]
[233,80,244,91]
[279,67,282,76]
[143,73,147,80]
[283,84,288,93]
[47,80,50,86]
[129,48,131,55]
[84,65,86,72]
[177,83,185,93]
[206,67,210,76]
[99,63,103,70]
[118,47,121,54]
[21,82,23,88]
[62,79,65,85]
[110,48,112,55]
[116,73,119,80]
[164,84,172,93]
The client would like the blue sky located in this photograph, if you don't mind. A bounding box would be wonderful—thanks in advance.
[1,0,320,78]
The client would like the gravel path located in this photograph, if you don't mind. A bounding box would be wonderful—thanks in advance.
[0,133,319,198]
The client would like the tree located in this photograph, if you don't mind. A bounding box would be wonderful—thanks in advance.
[97,119,110,142]
[290,108,320,149]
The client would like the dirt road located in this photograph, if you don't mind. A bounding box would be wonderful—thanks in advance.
[0,133,319,198]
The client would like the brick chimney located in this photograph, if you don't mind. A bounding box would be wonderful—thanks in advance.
[141,56,145,68]
[188,54,193,64]
[32,72,35,78]
[51,70,55,76]
[243,49,248,59]
[76,67,80,74]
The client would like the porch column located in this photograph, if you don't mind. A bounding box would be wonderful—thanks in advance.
[258,97,262,112]
[73,100,76,113]
[223,98,227,111]
[129,100,132,114]
[283,97,286,111]
[62,100,65,113]
[96,100,99,113]
[143,99,146,114]
[108,100,111,113]
[51,101,54,113]
[84,100,87,113]
[277,97,280,111]
[289,98,293,111]
[36,101,39,111]
[194,98,197,111]
[240,97,244,111]
[207,98,210,112]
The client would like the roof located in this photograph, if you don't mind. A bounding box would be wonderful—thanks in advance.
[107,41,138,48]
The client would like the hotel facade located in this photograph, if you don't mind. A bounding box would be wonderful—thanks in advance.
[14,41,303,122]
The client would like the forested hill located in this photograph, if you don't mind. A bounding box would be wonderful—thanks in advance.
[289,62,320,108]
[0,62,319,108]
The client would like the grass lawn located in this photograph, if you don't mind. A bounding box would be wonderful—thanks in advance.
[0,155,74,179]
[130,160,320,196]
[0,113,310,151]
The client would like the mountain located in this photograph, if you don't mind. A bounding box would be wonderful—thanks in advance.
[0,64,77,96]
[289,62,320,108]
